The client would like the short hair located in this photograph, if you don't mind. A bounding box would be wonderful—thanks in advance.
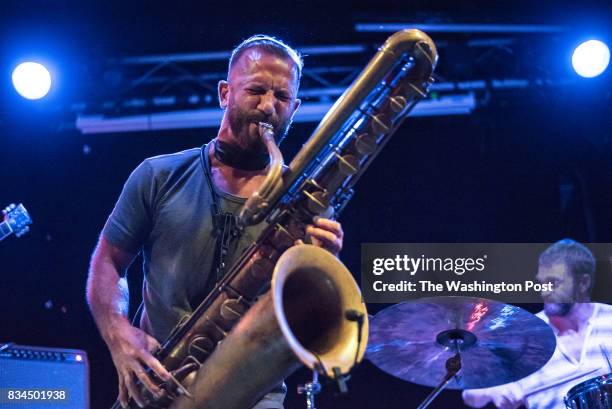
[539,238,596,291]
[228,34,303,82]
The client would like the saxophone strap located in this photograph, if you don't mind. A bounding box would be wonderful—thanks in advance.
[201,142,242,283]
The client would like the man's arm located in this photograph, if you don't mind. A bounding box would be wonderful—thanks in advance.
[462,383,525,409]
[86,236,171,408]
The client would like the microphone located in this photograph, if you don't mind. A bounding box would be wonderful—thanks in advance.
[345,309,364,323]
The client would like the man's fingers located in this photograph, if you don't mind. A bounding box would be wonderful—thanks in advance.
[117,375,128,408]
[312,217,343,238]
[142,334,171,380]
[145,334,161,353]
[140,351,172,383]
[306,226,339,245]
[123,369,146,408]
[306,226,342,255]
[133,365,161,400]
[493,396,514,409]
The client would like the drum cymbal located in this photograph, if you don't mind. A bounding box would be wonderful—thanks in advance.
[366,297,556,390]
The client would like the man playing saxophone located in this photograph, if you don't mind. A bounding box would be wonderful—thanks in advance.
[86,35,344,409]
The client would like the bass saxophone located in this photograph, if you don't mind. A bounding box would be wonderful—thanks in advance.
[115,29,437,409]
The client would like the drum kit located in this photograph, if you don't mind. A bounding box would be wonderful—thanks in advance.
[566,373,612,409]
[363,296,611,409]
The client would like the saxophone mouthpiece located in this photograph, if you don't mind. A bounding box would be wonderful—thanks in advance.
[258,122,275,139]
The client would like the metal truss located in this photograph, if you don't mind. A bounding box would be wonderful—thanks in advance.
[74,28,580,134]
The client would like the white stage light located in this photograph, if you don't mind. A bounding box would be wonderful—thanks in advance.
[572,40,610,78]
[11,62,52,99]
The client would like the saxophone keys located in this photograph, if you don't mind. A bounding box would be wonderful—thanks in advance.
[249,257,275,280]
[303,190,330,214]
[355,133,377,155]
[272,224,298,248]
[220,298,247,321]
[371,114,391,135]
[167,360,199,398]
[188,336,215,358]
[407,82,427,97]
[389,95,407,113]
[335,153,359,176]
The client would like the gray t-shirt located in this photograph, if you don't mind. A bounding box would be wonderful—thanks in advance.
[102,144,268,342]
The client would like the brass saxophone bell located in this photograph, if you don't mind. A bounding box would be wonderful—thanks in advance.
[272,244,369,377]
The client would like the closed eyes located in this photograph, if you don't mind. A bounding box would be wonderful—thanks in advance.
[246,87,291,101]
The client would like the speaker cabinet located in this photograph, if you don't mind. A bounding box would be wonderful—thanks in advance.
[0,344,89,408]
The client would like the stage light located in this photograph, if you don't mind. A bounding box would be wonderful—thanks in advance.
[11,62,52,99]
[572,40,610,78]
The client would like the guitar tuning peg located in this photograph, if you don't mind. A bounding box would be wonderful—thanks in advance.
[15,226,30,237]
[3,204,16,215]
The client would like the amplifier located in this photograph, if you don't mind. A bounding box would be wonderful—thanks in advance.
[0,343,89,409]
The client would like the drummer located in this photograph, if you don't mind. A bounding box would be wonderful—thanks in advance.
[462,239,612,409]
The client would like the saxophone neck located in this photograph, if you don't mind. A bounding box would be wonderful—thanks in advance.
[238,122,285,226]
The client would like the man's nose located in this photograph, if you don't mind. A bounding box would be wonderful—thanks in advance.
[257,92,276,116]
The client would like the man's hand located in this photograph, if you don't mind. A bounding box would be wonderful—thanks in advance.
[301,217,343,256]
[462,384,524,409]
[87,237,172,408]
[108,320,172,408]
[490,393,524,409]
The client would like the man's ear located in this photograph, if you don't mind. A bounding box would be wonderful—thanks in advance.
[292,98,301,115]
[578,273,592,296]
[218,80,229,109]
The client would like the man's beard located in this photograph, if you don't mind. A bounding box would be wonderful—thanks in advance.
[543,302,573,317]
[227,105,292,150]
[543,276,584,317]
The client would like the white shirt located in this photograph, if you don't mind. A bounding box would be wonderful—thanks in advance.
[462,303,612,409]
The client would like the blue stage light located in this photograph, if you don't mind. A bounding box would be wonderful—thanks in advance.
[11,62,52,99]
[572,40,610,78]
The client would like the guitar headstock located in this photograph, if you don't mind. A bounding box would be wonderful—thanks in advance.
[3,203,32,237]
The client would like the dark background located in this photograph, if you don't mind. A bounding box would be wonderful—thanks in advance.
[1,1,611,408]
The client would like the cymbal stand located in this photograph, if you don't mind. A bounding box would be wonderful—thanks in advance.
[415,339,463,409]
[297,370,322,409]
